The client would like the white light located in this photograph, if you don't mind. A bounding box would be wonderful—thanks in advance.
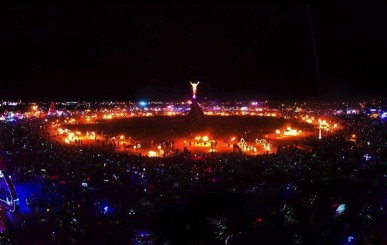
[336,204,345,216]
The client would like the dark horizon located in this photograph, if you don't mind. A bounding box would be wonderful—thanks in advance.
[1,4,387,102]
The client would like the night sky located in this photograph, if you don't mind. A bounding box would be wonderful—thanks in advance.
[1,4,387,101]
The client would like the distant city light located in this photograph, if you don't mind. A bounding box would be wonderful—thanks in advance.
[139,101,147,106]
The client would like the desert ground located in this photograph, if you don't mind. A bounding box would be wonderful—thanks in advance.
[51,116,317,156]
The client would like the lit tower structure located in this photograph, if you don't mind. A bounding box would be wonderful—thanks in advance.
[48,102,56,116]
[318,119,322,139]
[318,119,329,140]
[190,81,200,100]
[186,81,205,126]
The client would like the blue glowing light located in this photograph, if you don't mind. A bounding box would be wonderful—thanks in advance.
[346,235,354,244]
[13,180,41,214]
[336,204,345,216]
[0,170,18,212]
[139,101,147,107]
[364,154,372,161]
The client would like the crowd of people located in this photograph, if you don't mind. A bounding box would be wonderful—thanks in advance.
[0,113,385,244]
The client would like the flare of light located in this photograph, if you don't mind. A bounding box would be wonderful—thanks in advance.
[147,151,157,157]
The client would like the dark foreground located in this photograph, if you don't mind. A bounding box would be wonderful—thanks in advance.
[0,114,385,244]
